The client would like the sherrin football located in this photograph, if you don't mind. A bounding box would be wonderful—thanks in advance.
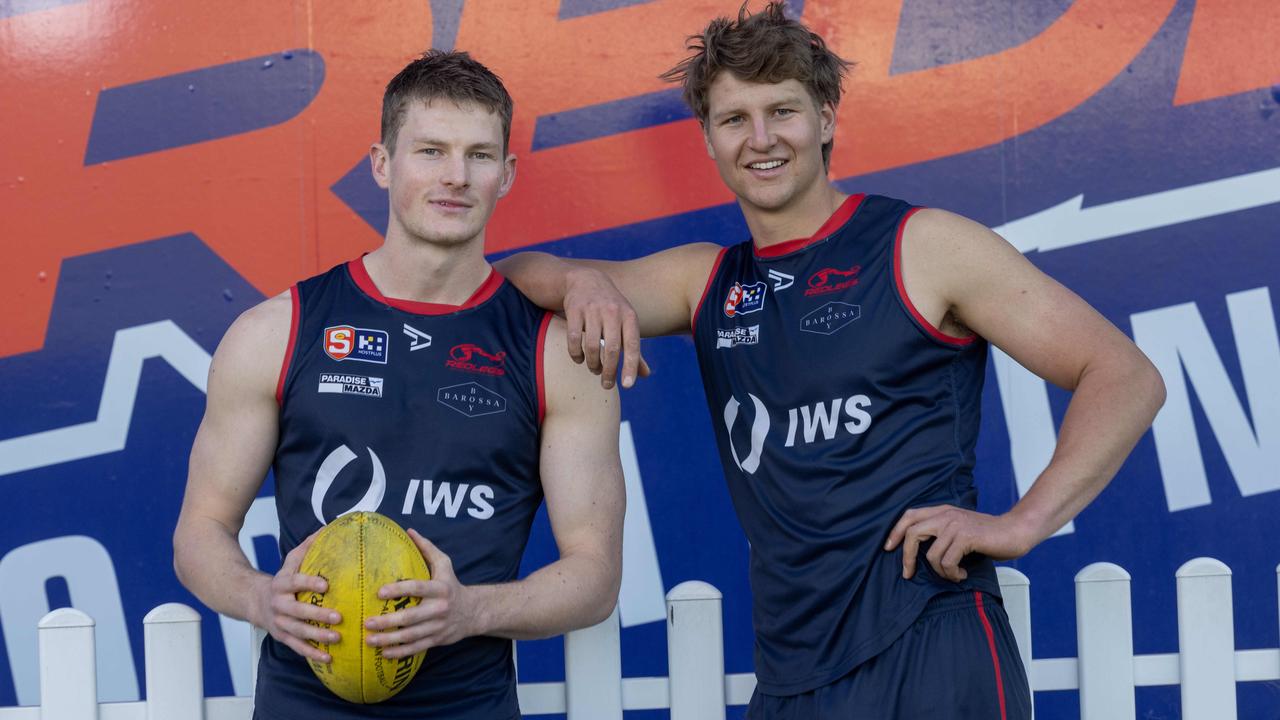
[296,511,431,703]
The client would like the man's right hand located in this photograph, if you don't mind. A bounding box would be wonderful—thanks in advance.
[563,266,651,390]
[254,533,342,664]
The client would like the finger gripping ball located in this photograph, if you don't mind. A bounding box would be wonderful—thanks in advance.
[296,511,430,703]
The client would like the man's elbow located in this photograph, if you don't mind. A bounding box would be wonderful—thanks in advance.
[583,553,623,628]
[1133,354,1167,425]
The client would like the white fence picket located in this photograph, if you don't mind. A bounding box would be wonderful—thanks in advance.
[38,608,98,720]
[143,603,203,720]
[1075,562,1135,719]
[996,566,1032,694]
[666,581,725,720]
[1177,557,1236,719]
[563,604,621,720]
[8,558,1280,719]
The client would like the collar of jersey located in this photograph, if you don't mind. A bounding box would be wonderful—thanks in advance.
[346,256,505,315]
[752,193,867,260]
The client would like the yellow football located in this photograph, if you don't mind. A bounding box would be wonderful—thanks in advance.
[296,511,430,703]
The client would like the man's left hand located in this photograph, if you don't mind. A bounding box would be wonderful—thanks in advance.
[884,505,1034,582]
[365,529,480,657]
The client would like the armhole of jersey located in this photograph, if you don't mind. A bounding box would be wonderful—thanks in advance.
[892,207,977,348]
[536,311,553,426]
[690,245,729,333]
[275,285,301,407]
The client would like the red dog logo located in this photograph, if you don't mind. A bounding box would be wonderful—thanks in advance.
[446,343,507,376]
[805,265,861,297]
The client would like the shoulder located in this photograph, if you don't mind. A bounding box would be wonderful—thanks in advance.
[901,208,1021,277]
[210,290,294,396]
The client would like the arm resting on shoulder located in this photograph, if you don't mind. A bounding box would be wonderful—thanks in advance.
[495,244,722,388]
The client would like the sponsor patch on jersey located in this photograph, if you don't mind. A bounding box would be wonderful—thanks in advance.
[805,265,861,297]
[403,323,432,351]
[438,381,508,417]
[801,302,861,335]
[767,269,794,291]
[716,325,760,349]
[317,373,384,398]
[324,325,389,364]
[445,343,507,376]
[724,281,767,318]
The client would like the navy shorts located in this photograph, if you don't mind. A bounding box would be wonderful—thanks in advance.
[747,591,1032,720]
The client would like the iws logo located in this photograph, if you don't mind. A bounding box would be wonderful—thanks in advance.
[317,373,383,398]
[438,382,507,417]
[446,343,507,376]
[801,302,861,335]
[805,266,861,297]
[324,325,389,364]
[716,325,760,349]
[311,445,387,524]
[724,281,767,318]
[723,394,769,474]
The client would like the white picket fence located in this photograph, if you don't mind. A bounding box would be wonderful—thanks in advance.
[1,558,1277,719]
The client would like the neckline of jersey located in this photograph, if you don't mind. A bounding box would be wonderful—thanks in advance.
[752,193,867,259]
[345,256,505,316]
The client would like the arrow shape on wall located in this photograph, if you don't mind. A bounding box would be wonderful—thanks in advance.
[995,166,1280,253]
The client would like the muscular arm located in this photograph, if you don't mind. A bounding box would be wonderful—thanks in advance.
[173,293,336,660]
[368,317,625,653]
[494,244,721,387]
[887,209,1166,578]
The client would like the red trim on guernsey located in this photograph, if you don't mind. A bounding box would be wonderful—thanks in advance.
[975,592,1009,720]
[347,257,504,315]
[275,286,301,407]
[893,207,977,346]
[536,312,552,425]
[753,193,867,258]
[690,246,730,333]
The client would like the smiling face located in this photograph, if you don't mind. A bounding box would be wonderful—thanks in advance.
[702,73,835,218]
[370,98,516,249]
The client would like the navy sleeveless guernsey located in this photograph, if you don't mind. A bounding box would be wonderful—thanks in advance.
[255,257,550,720]
[692,194,1002,696]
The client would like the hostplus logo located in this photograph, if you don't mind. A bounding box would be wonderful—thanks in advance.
[324,325,389,364]
[723,281,767,318]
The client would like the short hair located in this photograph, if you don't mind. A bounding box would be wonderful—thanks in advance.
[660,2,852,166]
[381,50,514,156]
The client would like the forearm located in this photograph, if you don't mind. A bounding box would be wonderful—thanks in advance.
[493,252,575,311]
[173,516,271,626]
[466,551,619,640]
[1008,354,1166,546]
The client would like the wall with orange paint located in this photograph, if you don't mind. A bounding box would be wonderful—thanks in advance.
[2,1,1278,716]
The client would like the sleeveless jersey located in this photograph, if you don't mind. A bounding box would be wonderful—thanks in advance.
[255,257,551,720]
[692,194,1002,696]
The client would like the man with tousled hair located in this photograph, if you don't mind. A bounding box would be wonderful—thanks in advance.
[496,3,1164,718]
[175,50,625,719]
